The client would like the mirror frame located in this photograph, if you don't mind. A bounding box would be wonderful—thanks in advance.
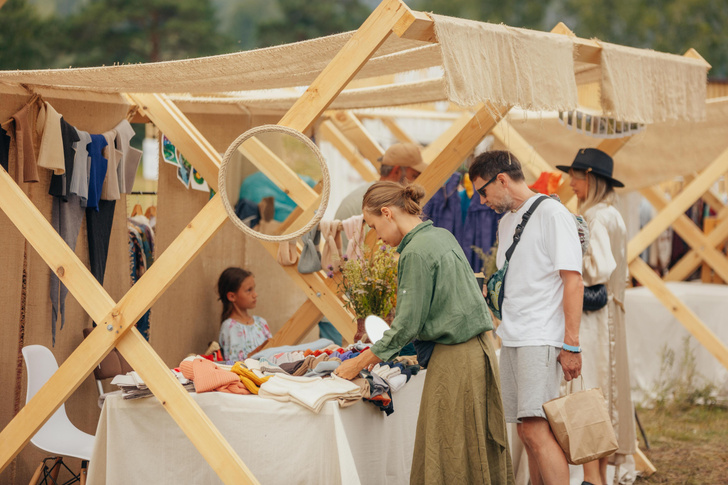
[218,124,330,243]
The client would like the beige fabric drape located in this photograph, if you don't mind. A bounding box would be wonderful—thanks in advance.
[432,14,578,112]
[600,41,708,123]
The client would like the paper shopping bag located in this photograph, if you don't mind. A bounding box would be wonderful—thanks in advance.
[542,377,618,465]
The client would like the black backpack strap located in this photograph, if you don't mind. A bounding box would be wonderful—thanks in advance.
[504,195,550,261]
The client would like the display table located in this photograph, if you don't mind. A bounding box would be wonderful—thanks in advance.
[87,371,425,485]
[624,282,728,402]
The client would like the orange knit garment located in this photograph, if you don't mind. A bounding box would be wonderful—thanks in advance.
[180,358,250,394]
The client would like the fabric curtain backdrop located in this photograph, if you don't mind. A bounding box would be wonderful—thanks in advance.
[599,41,709,123]
[432,14,579,112]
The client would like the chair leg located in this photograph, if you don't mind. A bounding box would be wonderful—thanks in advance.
[29,462,44,485]
[79,461,88,485]
[48,457,62,484]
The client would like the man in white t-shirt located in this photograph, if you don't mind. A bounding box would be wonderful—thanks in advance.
[469,150,584,485]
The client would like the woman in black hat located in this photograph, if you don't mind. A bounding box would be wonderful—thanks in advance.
[557,148,636,485]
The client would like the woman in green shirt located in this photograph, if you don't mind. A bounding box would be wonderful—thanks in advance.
[335,181,513,485]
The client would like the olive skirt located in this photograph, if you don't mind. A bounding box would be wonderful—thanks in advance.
[410,332,514,485]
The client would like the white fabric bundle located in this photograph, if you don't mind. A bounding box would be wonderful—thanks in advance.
[432,14,578,112]
[259,374,362,413]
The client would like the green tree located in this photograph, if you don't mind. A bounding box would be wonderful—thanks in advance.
[256,0,370,47]
[0,0,64,69]
[64,0,235,66]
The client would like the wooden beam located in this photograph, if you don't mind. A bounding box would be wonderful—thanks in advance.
[116,328,258,484]
[418,103,511,205]
[393,9,436,43]
[629,258,728,370]
[634,447,657,477]
[0,185,259,483]
[641,186,728,282]
[258,241,357,344]
[237,136,319,209]
[665,207,728,282]
[330,111,384,171]
[682,174,726,212]
[381,117,417,145]
[491,119,553,180]
[318,120,378,182]
[266,299,324,347]
[277,0,419,133]
[628,146,728,262]
[550,21,601,65]
[127,93,221,192]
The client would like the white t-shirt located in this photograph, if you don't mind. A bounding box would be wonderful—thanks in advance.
[495,194,582,347]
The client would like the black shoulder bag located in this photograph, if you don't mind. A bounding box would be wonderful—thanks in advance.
[486,195,549,320]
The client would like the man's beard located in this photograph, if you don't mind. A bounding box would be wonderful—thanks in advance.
[491,193,514,214]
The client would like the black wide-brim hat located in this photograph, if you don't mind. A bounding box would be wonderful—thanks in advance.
[556,148,624,188]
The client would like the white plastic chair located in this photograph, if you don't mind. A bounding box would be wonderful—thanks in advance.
[23,345,95,484]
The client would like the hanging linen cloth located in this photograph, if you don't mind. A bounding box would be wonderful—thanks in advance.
[320,220,343,271]
[342,215,364,260]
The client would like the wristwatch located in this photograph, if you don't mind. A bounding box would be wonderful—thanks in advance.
[562,343,582,353]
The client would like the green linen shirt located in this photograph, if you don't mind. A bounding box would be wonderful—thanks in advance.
[370,221,494,362]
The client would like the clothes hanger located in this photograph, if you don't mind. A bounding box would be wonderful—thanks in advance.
[144,206,157,219]
[131,204,143,217]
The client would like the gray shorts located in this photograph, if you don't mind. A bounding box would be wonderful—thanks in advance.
[499,345,562,423]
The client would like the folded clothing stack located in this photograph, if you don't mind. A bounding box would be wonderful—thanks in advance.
[258,374,363,413]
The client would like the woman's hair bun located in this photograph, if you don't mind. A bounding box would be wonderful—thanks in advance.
[404,184,425,204]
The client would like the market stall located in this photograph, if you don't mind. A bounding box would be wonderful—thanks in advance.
[0,0,714,483]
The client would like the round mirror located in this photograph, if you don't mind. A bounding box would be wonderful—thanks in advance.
[365,315,390,344]
[219,125,330,242]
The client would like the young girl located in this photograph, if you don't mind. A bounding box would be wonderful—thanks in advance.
[217,267,272,361]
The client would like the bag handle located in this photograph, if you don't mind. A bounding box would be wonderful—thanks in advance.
[504,195,550,261]
[564,375,585,395]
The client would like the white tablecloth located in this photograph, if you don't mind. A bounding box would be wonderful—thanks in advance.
[87,372,425,485]
[625,282,728,402]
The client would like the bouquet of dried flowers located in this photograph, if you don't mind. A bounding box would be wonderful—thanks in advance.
[328,242,398,322]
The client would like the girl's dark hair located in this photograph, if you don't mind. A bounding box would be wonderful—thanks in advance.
[217,267,253,322]
[362,181,426,217]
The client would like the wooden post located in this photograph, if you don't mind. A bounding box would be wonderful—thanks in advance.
[418,103,511,205]
[628,146,728,263]
[330,111,384,170]
[629,258,728,370]
[318,120,378,182]
[640,186,728,282]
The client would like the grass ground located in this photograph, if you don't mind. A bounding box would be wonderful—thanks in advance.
[634,403,728,484]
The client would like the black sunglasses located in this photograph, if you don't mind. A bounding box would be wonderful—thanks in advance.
[476,172,503,197]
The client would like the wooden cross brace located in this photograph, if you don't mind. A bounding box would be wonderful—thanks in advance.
[0,0,433,482]
[626,145,728,371]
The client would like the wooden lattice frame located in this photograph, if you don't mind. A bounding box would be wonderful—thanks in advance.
[0,1,694,481]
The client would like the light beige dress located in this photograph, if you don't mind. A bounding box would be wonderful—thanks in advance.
[581,202,637,463]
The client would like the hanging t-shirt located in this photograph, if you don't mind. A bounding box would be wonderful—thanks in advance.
[70,129,92,204]
[495,194,582,347]
[2,101,40,183]
[49,118,81,199]
[113,119,139,194]
[100,130,122,200]
[86,134,108,210]
[219,316,272,362]
[36,101,65,175]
